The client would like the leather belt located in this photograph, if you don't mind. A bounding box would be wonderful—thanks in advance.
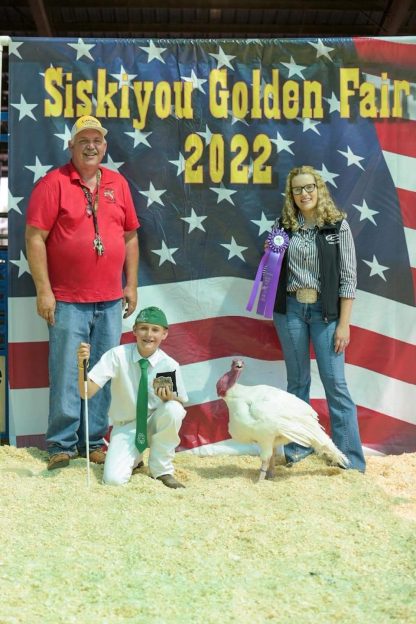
[288,288,319,303]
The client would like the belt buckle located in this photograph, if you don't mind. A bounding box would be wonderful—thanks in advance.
[296,288,318,304]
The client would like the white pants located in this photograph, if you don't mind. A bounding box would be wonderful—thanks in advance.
[103,401,186,486]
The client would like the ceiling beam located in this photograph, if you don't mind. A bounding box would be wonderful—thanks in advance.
[42,22,382,36]
[27,0,53,36]
[39,0,388,10]
[379,0,413,35]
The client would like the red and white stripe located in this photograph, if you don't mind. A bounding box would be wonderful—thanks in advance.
[8,276,416,454]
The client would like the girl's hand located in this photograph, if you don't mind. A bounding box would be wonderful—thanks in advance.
[334,325,350,354]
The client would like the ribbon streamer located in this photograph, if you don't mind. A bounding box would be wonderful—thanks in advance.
[246,228,289,319]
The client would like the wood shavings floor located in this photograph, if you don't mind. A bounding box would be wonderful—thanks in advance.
[0,446,415,624]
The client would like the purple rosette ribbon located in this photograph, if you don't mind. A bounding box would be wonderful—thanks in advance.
[246,227,289,319]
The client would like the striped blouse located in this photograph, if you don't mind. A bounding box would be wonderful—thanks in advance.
[285,215,357,299]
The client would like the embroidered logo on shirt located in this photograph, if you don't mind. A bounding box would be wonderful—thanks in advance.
[104,188,116,202]
[325,234,340,244]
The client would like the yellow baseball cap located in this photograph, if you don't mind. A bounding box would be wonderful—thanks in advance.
[70,115,108,140]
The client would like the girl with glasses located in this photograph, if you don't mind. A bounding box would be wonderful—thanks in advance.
[271,165,366,472]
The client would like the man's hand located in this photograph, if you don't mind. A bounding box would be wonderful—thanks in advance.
[36,291,56,326]
[122,285,137,318]
[77,342,91,368]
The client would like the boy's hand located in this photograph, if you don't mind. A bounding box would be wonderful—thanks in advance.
[77,342,91,368]
[155,386,175,402]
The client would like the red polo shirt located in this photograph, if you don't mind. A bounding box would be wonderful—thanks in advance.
[26,162,140,303]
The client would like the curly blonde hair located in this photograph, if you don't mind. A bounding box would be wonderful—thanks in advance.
[280,165,346,231]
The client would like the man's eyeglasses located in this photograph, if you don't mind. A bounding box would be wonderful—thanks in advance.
[292,183,317,195]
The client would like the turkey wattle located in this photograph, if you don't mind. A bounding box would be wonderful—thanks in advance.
[216,359,349,481]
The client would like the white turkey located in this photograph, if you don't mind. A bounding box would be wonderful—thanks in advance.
[216,359,349,481]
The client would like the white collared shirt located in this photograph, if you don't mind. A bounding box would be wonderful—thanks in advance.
[88,343,188,425]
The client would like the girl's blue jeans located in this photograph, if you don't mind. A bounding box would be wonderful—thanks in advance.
[273,296,366,472]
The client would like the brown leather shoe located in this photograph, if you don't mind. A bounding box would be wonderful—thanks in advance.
[78,448,106,464]
[156,474,185,489]
[88,449,106,464]
[47,453,70,471]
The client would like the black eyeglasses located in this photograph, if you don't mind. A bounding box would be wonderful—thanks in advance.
[292,183,317,195]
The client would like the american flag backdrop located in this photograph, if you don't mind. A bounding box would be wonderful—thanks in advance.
[7,36,416,455]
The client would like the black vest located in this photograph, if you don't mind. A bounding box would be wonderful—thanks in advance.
[274,220,342,322]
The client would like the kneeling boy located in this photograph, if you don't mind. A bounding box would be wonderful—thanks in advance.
[77,306,188,488]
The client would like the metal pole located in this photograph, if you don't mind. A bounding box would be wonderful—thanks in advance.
[83,360,91,487]
[0,38,11,104]
[0,37,10,444]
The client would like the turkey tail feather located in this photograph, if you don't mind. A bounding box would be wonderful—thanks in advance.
[277,414,349,468]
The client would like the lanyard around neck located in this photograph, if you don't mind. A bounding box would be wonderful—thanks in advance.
[80,170,104,256]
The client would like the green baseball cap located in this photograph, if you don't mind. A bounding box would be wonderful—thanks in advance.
[134,306,168,328]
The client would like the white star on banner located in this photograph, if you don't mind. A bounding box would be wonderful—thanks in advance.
[8,191,24,215]
[299,117,321,135]
[25,157,53,183]
[209,46,236,70]
[229,109,249,126]
[248,158,254,181]
[281,56,307,79]
[104,154,124,172]
[181,209,207,233]
[140,182,167,207]
[54,125,72,150]
[338,146,365,170]
[39,63,57,78]
[182,70,207,94]
[309,39,335,60]
[197,125,213,145]
[221,237,248,261]
[169,153,186,176]
[270,131,294,154]
[251,212,275,236]
[9,41,24,59]
[169,105,180,121]
[67,38,96,61]
[324,92,341,114]
[209,183,237,205]
[259,78,275,105]
[125,129,152,148]
[151,241,178,266]
[139,41,167,63]
[362,255,389,281]
[11,95,38,121]
[353,200,379,225]
[110,64,137,88]
[318,163,339,188]
[10,251,31,278]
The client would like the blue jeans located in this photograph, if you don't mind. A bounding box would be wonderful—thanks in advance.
[47,300,122,456]
[273,296,366,472]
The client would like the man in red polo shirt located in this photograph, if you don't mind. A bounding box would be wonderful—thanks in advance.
[25,115,140,471]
